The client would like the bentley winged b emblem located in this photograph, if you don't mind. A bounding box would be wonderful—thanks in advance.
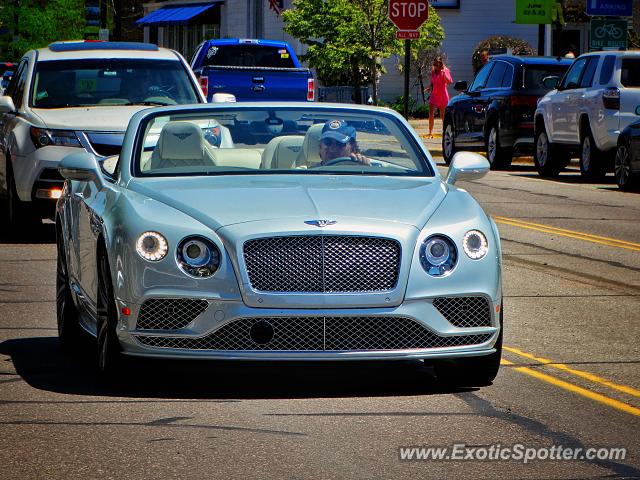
[305,219,337,228]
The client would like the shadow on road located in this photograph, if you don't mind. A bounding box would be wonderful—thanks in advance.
[0,336,475,399]
[0,221,56,245]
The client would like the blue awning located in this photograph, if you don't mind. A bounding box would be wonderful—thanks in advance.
[136,2,222,26]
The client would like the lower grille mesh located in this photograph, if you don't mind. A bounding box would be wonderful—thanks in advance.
[135,316,492,351]
[432,296,492,327]
[136,299,209,330]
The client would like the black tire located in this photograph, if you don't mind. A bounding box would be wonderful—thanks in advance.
[485,123,513,169]
[434,307,503,387]
[6,159,41,234]
[56,224,85,352]
[614,141,637,190]
[579,125,607,181]
[442,117,456,165]
[96,248,123,377]
[534,125,566,176]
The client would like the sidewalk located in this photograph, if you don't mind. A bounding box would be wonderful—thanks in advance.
[408,117,443,159]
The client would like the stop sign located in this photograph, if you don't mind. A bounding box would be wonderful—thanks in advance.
[388,0,429,31]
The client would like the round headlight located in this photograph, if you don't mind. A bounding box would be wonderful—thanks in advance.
[136,231,168,261]
[177,236,220,277]
[463,230,488,260]
[420,235,457,277]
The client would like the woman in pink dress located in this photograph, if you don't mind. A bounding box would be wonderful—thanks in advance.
[426,56,453,138]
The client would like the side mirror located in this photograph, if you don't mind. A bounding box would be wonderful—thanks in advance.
[635,105,640,115]
[446,152,490,186]
[542,76,560,89]
[59,151,101,183]
[0,95,16,114]
[454,80,468,92]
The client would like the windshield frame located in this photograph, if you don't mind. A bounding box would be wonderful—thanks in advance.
[129,105,436,179]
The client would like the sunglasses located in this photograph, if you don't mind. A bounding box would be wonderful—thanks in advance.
[321,138,348,148]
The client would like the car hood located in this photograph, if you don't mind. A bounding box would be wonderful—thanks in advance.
[128,174,447,231]
[32,106,150,131]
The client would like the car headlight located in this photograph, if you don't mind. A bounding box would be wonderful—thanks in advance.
[463,230,488,260]
[136,231,169,261]
[177,236,220,277]
[420,235,457,277]
[30,127,81,149]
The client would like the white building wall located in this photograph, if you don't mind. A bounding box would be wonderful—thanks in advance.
[378,0,539,102]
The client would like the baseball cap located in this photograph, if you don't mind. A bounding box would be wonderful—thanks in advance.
[319,119,356,144]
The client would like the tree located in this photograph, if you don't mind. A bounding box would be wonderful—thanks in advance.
[471,35,535,73]
[0,0,85,60]
[283,0,444,104]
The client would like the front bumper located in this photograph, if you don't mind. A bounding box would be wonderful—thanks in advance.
[116,296,501,361]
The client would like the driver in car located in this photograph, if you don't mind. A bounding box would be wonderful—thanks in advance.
[318,120,371,166]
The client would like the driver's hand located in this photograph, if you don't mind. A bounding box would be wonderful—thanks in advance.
[351,153,371,165]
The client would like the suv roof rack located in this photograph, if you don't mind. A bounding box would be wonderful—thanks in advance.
[48,41,159,52]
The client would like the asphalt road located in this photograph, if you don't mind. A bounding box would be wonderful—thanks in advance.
[1,155,639,479]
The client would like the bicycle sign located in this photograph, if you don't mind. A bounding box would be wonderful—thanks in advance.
[590,19,627,49]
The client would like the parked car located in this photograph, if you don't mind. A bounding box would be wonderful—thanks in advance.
[443,55,572,168]
[0,62,15,95]
[190,38,315,103]
[56,102,503,386]
[0,41,205,231]
[534,50,640,179]
[614,107,640,189]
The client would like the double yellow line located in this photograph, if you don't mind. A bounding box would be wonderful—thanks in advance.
[493,216,640,252]
[502,346,640,417]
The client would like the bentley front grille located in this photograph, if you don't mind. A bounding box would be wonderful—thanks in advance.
[135,316,493,351]
[136,298,209,330]
[243,235,401,293]
[432,296,492,327]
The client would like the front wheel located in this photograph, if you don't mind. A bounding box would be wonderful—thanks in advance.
[614,142,637,190]
[56,226,85,352]
[96,249,124,377]
[534,127,565,176]
[6,161,41,234]
[580,126,607,181]
[442,119,456,165]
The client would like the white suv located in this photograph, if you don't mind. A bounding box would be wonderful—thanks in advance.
[534,50,640,181]
[0,41,205,232]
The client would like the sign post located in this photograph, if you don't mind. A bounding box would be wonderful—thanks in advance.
[388,0,429,118]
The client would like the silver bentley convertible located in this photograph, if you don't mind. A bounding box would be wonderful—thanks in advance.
[56,102,503,386]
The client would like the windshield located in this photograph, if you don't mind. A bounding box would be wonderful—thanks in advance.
[202,45,297,68]
[31,59,200,108]
[134,107,432,177]
[523,65,570,89]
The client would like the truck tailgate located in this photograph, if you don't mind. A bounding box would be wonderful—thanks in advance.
[204,66,311,101]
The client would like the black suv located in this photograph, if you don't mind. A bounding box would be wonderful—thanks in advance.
[442,55,573,168]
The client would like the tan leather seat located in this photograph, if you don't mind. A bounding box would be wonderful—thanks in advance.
[150,121,216,170]
[261,135,304,169]
[295,123,324,168]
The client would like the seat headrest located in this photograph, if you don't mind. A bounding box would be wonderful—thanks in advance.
[295,123,324,167]
[156,121,205,161]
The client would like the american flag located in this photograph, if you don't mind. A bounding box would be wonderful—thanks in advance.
[268,0,283,15]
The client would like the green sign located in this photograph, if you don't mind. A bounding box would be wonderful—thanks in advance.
[516,0,551,24]
[590,19,628,50]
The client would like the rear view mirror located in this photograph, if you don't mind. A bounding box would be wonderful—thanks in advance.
[542,76,560,89]
[0,95,16,114]
[454,80,468,92]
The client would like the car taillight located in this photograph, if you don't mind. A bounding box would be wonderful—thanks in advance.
[510,95,538,108]
[307,78,315,101]
[602,87,620,110]
[198,75,208,99]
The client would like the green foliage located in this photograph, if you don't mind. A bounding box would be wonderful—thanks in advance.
[472,35,535,73]
[0,0,85,60]
[385,95,416,115]
[283,0,444,102]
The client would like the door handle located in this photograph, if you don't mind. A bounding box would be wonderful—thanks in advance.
[252,85,265,92]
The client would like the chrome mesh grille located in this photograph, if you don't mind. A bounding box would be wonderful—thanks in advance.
[135,316,492,351]
[243,236,401,292]
[136,299,209,330]
[433,296,492,327]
